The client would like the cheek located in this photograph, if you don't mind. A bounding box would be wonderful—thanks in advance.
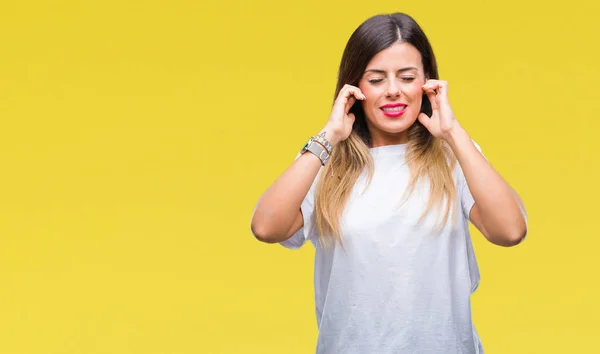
[405,83,424,101]
[358,83,372,97]
[358,84,382,107]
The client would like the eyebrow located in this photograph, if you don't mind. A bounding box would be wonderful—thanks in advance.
[364,67,418,74]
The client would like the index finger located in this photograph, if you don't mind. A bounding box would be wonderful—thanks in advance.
[342,86,366,100]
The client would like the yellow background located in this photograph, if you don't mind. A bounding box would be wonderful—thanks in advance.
[0,0,598,353]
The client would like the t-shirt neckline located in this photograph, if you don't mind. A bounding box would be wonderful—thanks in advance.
[369,143,407,156]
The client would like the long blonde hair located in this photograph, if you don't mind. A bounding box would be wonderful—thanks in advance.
[313,13,458,248]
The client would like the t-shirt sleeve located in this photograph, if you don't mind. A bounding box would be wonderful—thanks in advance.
[459,140,529,243]
[279,154,320,250]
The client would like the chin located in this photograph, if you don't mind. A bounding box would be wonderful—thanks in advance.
[365,109,419,135]
[376,117,417,133]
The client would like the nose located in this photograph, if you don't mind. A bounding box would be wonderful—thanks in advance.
[385,80,400,98]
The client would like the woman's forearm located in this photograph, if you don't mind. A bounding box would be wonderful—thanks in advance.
[447,125,527,245]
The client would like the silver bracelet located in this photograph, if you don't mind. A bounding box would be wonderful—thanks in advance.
[301,137,331,165]
[312,132,333,154]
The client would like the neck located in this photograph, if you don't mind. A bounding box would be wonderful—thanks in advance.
[369,131,409,148]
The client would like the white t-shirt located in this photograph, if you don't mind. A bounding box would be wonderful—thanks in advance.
[281,142,498,354]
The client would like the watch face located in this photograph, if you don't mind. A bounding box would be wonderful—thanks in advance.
[302,139,313,151]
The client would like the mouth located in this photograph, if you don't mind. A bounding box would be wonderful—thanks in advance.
[380,104,407,118]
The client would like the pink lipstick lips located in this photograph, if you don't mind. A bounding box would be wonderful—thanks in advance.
[380,103,407,118]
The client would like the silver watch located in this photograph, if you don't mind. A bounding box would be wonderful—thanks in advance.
[301,138,330,165]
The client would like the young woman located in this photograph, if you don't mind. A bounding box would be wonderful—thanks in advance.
[251,12,528,354]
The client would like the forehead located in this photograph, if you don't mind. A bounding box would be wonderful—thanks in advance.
[365,42,423,71]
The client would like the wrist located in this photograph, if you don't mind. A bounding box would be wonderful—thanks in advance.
[319,126,342,146]
[444,123,469,151]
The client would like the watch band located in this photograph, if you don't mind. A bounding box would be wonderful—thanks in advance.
[302,139,330,165]
[313,134,333,155]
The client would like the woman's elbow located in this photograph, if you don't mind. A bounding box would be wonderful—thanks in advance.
[250,220,283,244]
[493,223,527,247]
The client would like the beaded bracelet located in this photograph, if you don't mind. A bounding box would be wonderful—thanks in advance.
[312,132,333,155]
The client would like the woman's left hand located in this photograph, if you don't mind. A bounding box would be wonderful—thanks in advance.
[418,80,461,141]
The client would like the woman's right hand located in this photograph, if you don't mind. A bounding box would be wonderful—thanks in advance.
[322,84,366,146]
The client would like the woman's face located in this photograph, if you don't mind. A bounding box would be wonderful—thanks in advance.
[358,42,427,146]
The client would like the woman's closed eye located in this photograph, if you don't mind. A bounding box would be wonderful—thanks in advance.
[368,77,415,84]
